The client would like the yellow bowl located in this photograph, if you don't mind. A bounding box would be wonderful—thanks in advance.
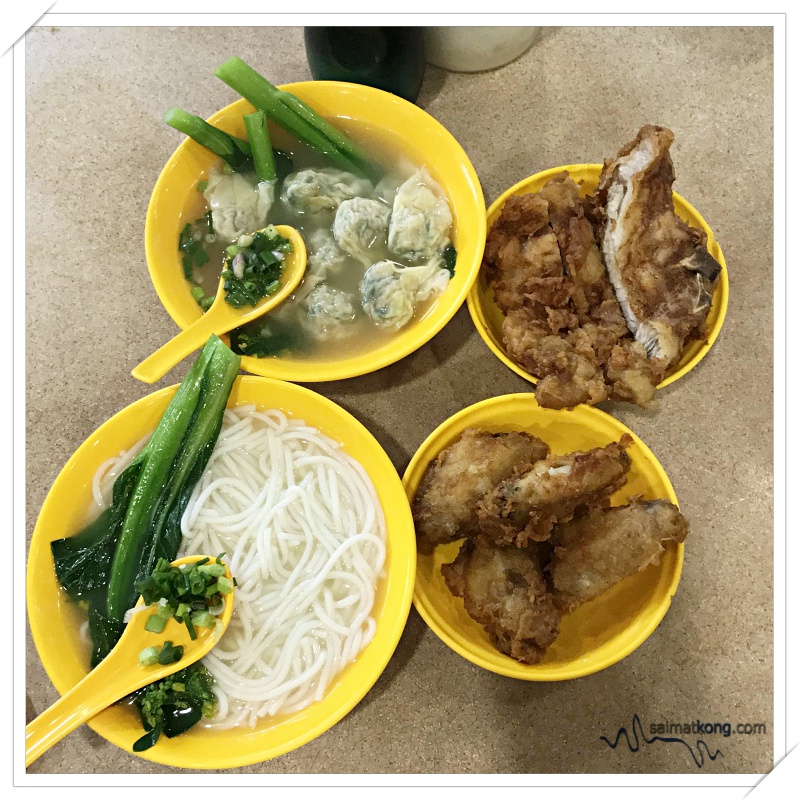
[146,81,486,383]
[466,164,729,390]
[403,393,683,680]
[27,376,416,769]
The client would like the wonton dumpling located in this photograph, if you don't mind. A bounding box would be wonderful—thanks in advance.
[359,256,451,328]
[204,172,275,243]
[388,167,453,261]
[307,229,349,280]
[333,197,391,266]
[281,168,372,214]
[303,284,357,340]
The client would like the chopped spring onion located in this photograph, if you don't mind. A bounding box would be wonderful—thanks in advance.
[135,555,233,641]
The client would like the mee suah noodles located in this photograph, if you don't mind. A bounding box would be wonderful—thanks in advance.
[89,405,386,729]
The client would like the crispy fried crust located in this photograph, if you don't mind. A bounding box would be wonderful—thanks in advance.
[481,129,720,410]
[594,124,721,367]
[476,436,633,546]
[441,538,561,664]
[412,428,550,556]
[549,499,689,610]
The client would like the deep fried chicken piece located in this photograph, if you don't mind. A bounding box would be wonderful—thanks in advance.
[549,499,689,610]
[594,124,722,368]
[477,436,633,546]
[441,538,561,664]
[502,308,609,409]
[539,172,610,318]
[604,340,667,406]
[483,193,572,314]
[413,428,550,556]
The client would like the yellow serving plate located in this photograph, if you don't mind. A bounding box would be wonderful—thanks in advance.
[403,393,683,680]
[27,376,416,769]
[146,81,486,383]
[466,164,729,390]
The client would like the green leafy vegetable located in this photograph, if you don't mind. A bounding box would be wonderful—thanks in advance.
[231,318,306,359]
[164,107,253,172]
[131,663,217,752]
[243,109,276,182]
[222,226,293,308]
[179,212,214,288]
[442,244,457,277]
[50,335,241,666]
[214,56,381,182]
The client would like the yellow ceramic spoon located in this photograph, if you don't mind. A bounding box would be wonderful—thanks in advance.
[132,225,307,383]
[25,555,235,767]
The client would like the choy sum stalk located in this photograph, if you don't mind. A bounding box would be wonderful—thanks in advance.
[51,335,241,665]
[214,56,381,182]
[164,107,253,172]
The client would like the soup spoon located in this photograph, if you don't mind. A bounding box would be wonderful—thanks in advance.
[132,224,307,384]
[25,555,235,767]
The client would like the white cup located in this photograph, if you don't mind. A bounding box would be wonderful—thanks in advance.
[424,26,542,73]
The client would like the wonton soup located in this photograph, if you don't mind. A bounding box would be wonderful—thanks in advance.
[177,117,457,363]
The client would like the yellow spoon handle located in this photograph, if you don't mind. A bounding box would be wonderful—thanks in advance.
[25,658,129,767]
[131,310,233,384]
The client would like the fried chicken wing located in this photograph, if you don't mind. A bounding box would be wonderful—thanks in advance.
[477,436,633,546]
[549,499,689,610]
[441,538,561,664]
[594,124,722,367]
[412,428,550,556]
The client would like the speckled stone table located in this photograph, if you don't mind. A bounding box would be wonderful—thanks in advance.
[25,25,773,774]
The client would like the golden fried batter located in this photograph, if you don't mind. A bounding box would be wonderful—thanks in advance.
[441,538,561,664]
[483,193,572,315]
[477,436,633,546]
[594,125,722,367]
[502,308,609,409]
[549,499,689,610]
[539,172,609,318]
[412,428,550,556]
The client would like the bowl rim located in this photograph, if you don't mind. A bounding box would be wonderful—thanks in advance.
[402,392,684,681]
[145,80,486,383]
[466,163,729,391]
[27,375,416,769]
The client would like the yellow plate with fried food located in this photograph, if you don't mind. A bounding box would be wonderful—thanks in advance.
[403,393,683,680]
[466,162,728,394]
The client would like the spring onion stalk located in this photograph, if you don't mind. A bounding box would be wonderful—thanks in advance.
[164,107,252,172]
[243,110,276,182]
[214,56,380,181]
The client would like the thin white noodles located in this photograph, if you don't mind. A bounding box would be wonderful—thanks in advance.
[178,407,386,728]
[88,433,150,521]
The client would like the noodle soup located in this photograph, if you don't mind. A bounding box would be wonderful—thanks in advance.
[84,403,386,730]
[179,117,456,363]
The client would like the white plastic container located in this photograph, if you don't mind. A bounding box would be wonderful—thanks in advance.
[424,27,541,73]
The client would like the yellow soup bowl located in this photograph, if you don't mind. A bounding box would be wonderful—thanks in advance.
[146,81,486,383]
[27,376,416,769]
[466,164,728,390]
[403,393,683,680]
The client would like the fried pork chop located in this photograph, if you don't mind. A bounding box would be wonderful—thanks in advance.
[441,538,561,664]
[412,428,550,556]
[549,499,689,610]
[594,125,722,368]
[476,436,633,546]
